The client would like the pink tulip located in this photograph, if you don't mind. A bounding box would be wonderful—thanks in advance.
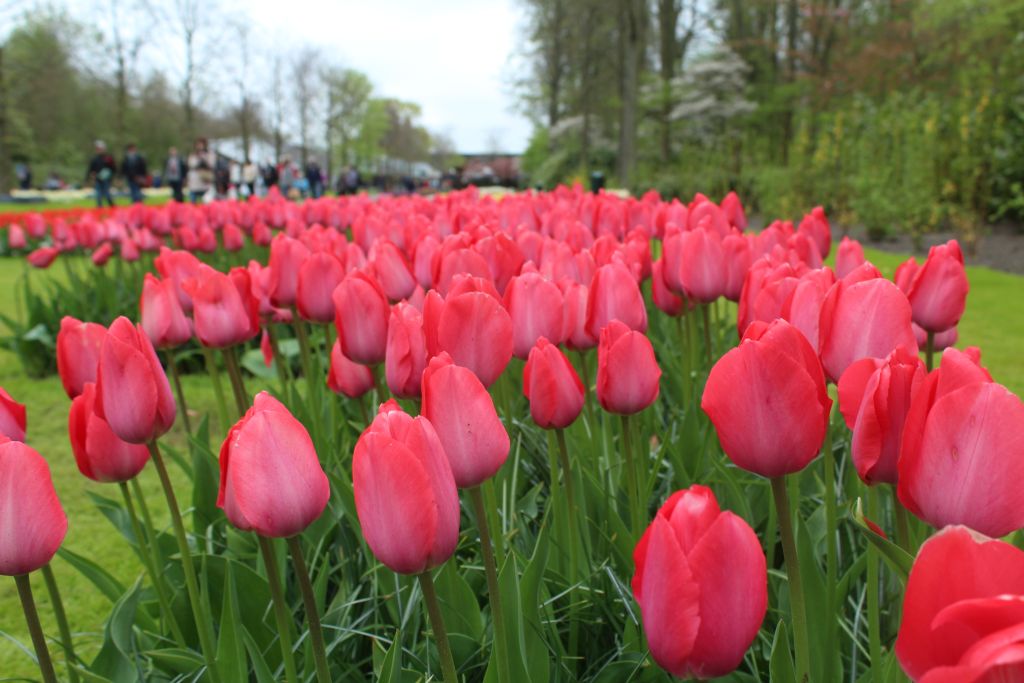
[333,271,390,365]
[297,251,346,323]
[385,302,427,399]
[523,337,585,430]
[0,387,27,442]
[437,291,513,388]
[69,383,150,482]
[906,240,969,334]
[504,270,565,359]
[327,340,374,399]
[596,320,661,415]
[0,440,67,575]
[585,261,648,338]
[56,316,107,399]
[140,274,192,349]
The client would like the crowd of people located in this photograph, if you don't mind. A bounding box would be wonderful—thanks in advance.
[83,138,363,208]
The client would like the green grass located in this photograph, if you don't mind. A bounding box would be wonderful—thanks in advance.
[0,247,1020,679]
[0,192,171,215]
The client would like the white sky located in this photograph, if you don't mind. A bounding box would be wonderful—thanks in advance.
[5,0,534,153]
[243,0,533,153]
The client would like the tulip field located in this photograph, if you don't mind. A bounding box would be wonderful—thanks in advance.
[1,187,1023,683]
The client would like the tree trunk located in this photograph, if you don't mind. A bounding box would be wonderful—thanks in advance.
[0,47,10,194]
[617,0,644,188]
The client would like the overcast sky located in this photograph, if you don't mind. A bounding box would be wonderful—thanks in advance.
[243,0,533,153]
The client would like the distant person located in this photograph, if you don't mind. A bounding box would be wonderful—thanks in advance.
[44,172,63,191]
[187,137,215,203]
[164,147,186,202]
[86,140,116,207]
[121,143,148,203]
[15,162,32,190]
[278,156,295,197]
[305,158,323,198]
[262,160,279,189]
[242,159,258,196]
[214,155,230,197]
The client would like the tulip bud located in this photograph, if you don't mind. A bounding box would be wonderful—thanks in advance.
[585,261,648,338]
[678,227,728,304]
[183,265,260,348]
[837,346,925,485]
[353,402,460,574]
[56,316,107,399]
[218,392,329,537]
[0,387,26,442]
[27,246,58,269]
[633,486,766,680]
[0,438,67,578]
[906,239,969,334]
[834,236,865,278]
[69,383,150,482]
[702,319,831,477]
[370,240,417,301]
[819,277,918,382]
[437,291,513,388]
[96,316,176,444]
[140,274,192,349]
[560,279,598,350]
[523,338,585,429]
[596,320,661,415]
[296,251,346,323]
[154,247,202,313]
[504,270,565,359]
[333,270,391,365]
[268,233,311,308]
[421,353,510,488]
[385,302,427,399]
[897,348,1024,538]
[896,526,1024,682]
[327,340,375,399]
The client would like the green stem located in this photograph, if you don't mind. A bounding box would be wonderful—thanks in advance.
[700,303,714,368]
[555,428,580,674]
[40,564,79,683]
[267,324,290,391]
[483,478,506,561]
[418,570,459,683]
[14,574,58,683]
[867,486,883,681]
[148,440,220,683]
[165,349,192,436]
[221,345,249,418]
[620,414,641,535]
[770,476,810,682]
[555,428,577,532]
[823,409,838,678]
[926,331,935,372]
[893,487,913,553]
[285,537,331,683]
[292,311,318,401]
[257,536,299,683]
[576,350,597,433]
[201,347,230,432]
[469,486,511,683]
[119,482,186,645]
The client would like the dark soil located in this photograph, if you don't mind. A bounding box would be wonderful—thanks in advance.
[845,222,1024,276]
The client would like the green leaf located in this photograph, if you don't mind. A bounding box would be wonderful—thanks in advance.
[434,561,484,665]
[216,561,248,683]
[57,547,126,603]
[146,648,204,675]
[242,347,278,379]
[378,630,403,683]
[89,581,143,683]
[770,621,797,683]
[852,498,913,582]
[190,416,221,539]
[243,627,279,683]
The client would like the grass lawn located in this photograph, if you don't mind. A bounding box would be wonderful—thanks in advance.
[0,244,1020,679]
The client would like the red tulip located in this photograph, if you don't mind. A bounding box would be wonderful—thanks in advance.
[421,352,510,488]
[120,238,140,262]
[327,340,374,399]
[722,232,752,302]
[585,261,648,338]
[183,265,259,348]
[523,337,585,429]
[140,274,192,349]
[894,257,918,294]
[702,319,831,478]
[906,240,969,334]
[268,233,311,308]
[0,440,67,575]
[834,236,865,278]
[504,269,565,359]
[780,268,835,352]
[652,258,686,317]
[898,348,1024,538]
[222,223,245,252]
[333,271,390,365]
[596,320,661,415]
[218,392,329,537]
[92,242,115,266]
[296,251,345,323]
[370,240,417,301]
[837,346,925,485]
[68,383,149,482]
[0,387,26,442]
[721,191,748,230]
[385,302,427,399]
[56,316,107,399]
[353,401,460,573]
[96,316,176,444]
[896,526,1024,682]
[678,227,727,304]
[154,247,202,313]
[27,246,58,269]
[798,206,831,259]
[632,485,766,679]
[437,291,513,388]
[560,280,598,350]
[819,277,918,382]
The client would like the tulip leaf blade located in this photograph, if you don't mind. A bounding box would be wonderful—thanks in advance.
[377,630,403,683]
[769,621,797,683]
[852,499,912,582]
[434,561,484,665]
[216,560,247,683]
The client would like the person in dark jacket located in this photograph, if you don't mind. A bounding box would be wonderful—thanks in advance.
[164,147,186,202]
[86,140,116,207]
[121,143,148,203]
